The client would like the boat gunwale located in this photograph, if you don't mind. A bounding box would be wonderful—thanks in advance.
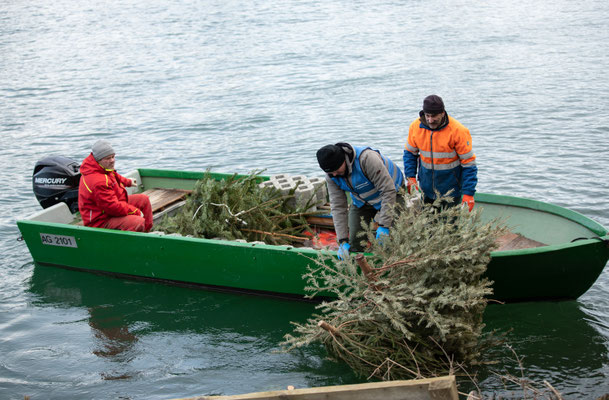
[19,218,607,260]
[16,219,327,256]
[136,168,609,258]
[17,168,609,259]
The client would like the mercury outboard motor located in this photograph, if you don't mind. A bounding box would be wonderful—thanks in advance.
[33,156,81,213]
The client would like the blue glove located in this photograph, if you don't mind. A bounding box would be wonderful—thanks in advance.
[376,226,390,239]
[337,242,350,260]
[376,226,390,245]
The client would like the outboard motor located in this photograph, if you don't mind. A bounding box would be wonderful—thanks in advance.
[33,156,81,213]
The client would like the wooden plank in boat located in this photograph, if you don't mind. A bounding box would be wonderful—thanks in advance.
[496,231,546,251]
[306,215,335,228]
[171,375,458,400]
[72,188,190,226]
[142,188,191,214]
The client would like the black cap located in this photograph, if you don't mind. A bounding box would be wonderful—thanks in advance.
[316,144,345,172]
[423,95,445,114]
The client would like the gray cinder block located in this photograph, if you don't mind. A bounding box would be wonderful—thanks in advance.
[291,175,309,187]
[295,183,316,211]
[258,180,275,189]
[308,177,328,205]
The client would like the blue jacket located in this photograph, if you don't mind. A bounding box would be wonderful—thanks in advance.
[332,146,404,209]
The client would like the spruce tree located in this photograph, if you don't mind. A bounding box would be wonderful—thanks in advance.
[282,193,507,380]
[157,170,319,245]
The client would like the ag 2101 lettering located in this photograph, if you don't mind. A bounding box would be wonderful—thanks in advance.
[40,233,78,248]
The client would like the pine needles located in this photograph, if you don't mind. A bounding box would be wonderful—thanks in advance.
[156,170,320,245]
[281,193,507,381]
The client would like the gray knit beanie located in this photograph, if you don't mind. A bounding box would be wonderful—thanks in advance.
[91,140,115,161]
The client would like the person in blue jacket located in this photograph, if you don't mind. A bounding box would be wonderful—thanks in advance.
[316,143,404,259]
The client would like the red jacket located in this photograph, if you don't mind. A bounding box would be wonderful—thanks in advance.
[78,153,140,227]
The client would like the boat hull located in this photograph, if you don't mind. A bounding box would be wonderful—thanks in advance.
[17,169,609,302]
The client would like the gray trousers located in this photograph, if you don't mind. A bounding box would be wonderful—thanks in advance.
[348,192,404,252]
[348,203,378,252]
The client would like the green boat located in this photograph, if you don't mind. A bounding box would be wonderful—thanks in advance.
[17,167,609,302]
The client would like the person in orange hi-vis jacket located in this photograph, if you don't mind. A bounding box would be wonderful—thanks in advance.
[403,95,477,211]
[78,140,153,232]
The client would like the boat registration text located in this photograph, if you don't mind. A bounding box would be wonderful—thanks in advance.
[40,233,78,248]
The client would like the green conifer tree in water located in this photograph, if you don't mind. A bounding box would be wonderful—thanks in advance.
[282,193,507,381]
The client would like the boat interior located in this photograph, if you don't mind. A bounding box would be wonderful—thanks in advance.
[26,180,548,253]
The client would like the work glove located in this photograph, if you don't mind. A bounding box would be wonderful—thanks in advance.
[407,177,419,194]
[337,242,350,260]
[462,194,475,212]
[375,226,390,244]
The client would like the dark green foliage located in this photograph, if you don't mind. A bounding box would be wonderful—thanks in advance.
[282,194,507,380]
[157,170,319,245]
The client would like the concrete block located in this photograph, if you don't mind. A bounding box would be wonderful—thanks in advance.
[276,181,297,208]
[258,180,275,189]
[278,181,296,193]
[308,177,327,204]
[268,176,288,189]
[291,175,309,187]
[295,183,316,211]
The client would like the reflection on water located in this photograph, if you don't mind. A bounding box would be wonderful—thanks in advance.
[29,264,609,398]
[2,0,609,396]
[27,264,359,397]
[88,304,139,379]
[29,263,319,336]
[479,302,609,398]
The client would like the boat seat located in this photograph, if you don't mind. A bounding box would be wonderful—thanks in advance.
[70,188,192,226]
[27,202,76,224]
[143,188,192,214]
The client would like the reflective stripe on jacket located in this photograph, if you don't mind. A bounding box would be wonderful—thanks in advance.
[78,153,139,228]
[331,146,404,210]
[403,114,477,200]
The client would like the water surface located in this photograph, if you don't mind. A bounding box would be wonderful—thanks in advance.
[1,0,608,398]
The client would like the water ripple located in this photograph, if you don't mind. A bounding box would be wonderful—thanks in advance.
[2,0,609,398]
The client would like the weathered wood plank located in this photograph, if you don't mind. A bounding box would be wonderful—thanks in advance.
[72,188,191,225]
[496,231,546,251]
[142,188,191,214]
[171,376,458,400]
[305,216,335,228]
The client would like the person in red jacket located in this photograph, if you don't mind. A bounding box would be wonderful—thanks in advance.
[78,140,153,232]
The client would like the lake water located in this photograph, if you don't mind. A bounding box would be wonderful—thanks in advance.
[1,0,609,398]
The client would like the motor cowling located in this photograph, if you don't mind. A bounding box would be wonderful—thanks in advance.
[33,156,81,213]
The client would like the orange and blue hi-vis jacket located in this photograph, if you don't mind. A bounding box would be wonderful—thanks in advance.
[403,113,477,201]
[78,153,139,227]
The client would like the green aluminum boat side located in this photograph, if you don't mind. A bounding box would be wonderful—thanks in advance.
[475,192,609,301]
[18,221,328,299]
[16,168,609,302]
